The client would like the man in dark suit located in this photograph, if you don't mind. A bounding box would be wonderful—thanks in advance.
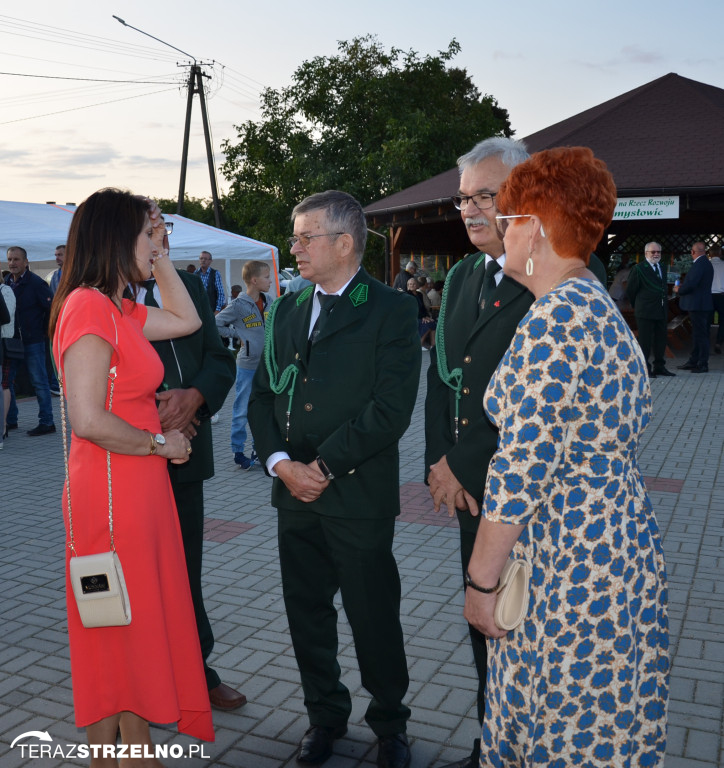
[139,231,242,709]
[626,242,676,378]
[424,137,533,768]
[248,191,420,768]
[676,241,714,373]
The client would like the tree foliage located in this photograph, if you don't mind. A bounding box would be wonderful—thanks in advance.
[220,36,511,268]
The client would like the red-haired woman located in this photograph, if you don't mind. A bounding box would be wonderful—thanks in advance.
[464,147,668,767]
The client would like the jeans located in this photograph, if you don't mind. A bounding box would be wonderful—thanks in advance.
[7,341,55,427]
[230,366,256,453]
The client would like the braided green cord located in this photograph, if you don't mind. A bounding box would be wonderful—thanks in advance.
[263,294,300,417]
[435,259,465,394]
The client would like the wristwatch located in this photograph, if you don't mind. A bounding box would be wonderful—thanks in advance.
[149,432,166,455]
[315,455,334,480]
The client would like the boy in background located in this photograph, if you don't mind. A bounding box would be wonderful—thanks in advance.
[216,260,272,469]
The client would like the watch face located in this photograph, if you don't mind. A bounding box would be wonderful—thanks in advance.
[155,433,166,446]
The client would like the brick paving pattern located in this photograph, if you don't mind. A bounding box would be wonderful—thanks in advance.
[0,346,722,767]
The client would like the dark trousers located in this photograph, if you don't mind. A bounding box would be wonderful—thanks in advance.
[712,293,724,345]
[688,311,711,367]
[636,316,667,372]
[458,515,487,737]
[278,509,410,736]
[171,478,220,691]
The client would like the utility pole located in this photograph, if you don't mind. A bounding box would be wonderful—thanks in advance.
[177,65,221,226]
[113,16,221,227]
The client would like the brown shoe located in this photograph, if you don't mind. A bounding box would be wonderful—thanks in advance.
[208,682,247,710]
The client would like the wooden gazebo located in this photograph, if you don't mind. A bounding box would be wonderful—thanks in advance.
[365,73,724,283]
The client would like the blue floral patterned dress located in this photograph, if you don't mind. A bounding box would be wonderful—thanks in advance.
[481,278,669,767]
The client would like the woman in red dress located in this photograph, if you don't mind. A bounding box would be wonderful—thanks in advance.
[50,189,214,765]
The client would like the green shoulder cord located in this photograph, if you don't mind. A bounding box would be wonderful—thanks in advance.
[263,290,307,441]
[434,258,469,441]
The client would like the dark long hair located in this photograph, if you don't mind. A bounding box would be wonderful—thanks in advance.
[49,188,148,337]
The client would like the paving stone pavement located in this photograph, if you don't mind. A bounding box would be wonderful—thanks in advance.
[1,348,723,767]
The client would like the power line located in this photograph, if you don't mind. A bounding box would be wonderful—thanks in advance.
[0,70,179,84]
[0,87,177,125]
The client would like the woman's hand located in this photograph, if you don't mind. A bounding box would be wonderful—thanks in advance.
[463,588,508,639]
[156,428,192,465]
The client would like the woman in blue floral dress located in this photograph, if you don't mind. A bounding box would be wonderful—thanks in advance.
[463,147,669,767]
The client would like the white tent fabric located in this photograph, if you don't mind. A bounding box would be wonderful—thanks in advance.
[0,200,281,296]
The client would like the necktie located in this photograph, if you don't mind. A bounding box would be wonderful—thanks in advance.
[143,279,157,306]
[480,259,502,309]
[310,294,339,345]
[654,264,661,280]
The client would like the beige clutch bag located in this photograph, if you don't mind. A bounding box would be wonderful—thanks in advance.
[494,558,530,631]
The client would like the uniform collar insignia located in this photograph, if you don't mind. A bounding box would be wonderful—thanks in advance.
[296,285,314,306]
[349,283,368,306]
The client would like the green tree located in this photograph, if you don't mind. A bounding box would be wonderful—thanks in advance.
[155,195,218,227]
[220,36,511,272]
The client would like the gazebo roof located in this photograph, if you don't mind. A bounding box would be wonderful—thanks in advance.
[365,72,724,218]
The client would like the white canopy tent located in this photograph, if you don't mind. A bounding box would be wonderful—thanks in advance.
[0,200,281,297]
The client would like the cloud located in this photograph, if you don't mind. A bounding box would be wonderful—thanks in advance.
[619,45,664,65]
[491,50,524,61]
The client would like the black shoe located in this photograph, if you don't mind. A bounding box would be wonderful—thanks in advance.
[27,423,56,436]
[653,368,676,377]
[691,365,708,373]
[377,733,410,768]
[648,371,657,379]
[297,725,347,765]
[715,344,722,354]
[677,362,696,370]
[439,757,477,768]
[6,423,17,431]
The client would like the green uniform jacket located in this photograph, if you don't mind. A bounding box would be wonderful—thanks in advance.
[248,268,421,519]
[147,270,236,483]
[626,261,668,321]
[424,254,534,531]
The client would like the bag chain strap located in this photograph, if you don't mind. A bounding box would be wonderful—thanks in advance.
[60,364,117,558]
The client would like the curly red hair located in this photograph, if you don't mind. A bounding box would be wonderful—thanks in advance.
[496,146,617,262]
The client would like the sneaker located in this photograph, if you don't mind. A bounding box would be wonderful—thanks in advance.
[250,449,258,462]
[234,452,255,470]
[27,423,57,436]
[50,388,61,396]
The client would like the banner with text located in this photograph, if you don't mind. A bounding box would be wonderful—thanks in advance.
[613,196,679,220]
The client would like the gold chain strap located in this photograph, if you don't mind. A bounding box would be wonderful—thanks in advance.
[57,290,117,557]
[60,368,117,557]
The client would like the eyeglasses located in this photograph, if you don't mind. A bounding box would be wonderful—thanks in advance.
[287,232,344,249]
[495,214,534,235]
[645,250,661,255]
[451,192,497,211]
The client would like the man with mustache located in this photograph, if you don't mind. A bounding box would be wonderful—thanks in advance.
[424,137,533,768]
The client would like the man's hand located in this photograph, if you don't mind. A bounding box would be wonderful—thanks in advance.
[157,387,204,438]
[274,459,330,503]
[428,455,480,516]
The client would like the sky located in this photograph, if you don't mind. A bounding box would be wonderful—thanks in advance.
[1,1,723,208]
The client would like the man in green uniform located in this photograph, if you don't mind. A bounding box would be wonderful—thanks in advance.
[626,241,675,378]
[424,137,534,768]
[140,238,243,710]
[249,190,420,768]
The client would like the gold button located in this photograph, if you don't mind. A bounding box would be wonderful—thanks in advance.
[295,353,300,360]
[462,387,470,395]
[460,418,469,426]
[304,403,313,412]
[463,355,472,363]
[302,377,308,384]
